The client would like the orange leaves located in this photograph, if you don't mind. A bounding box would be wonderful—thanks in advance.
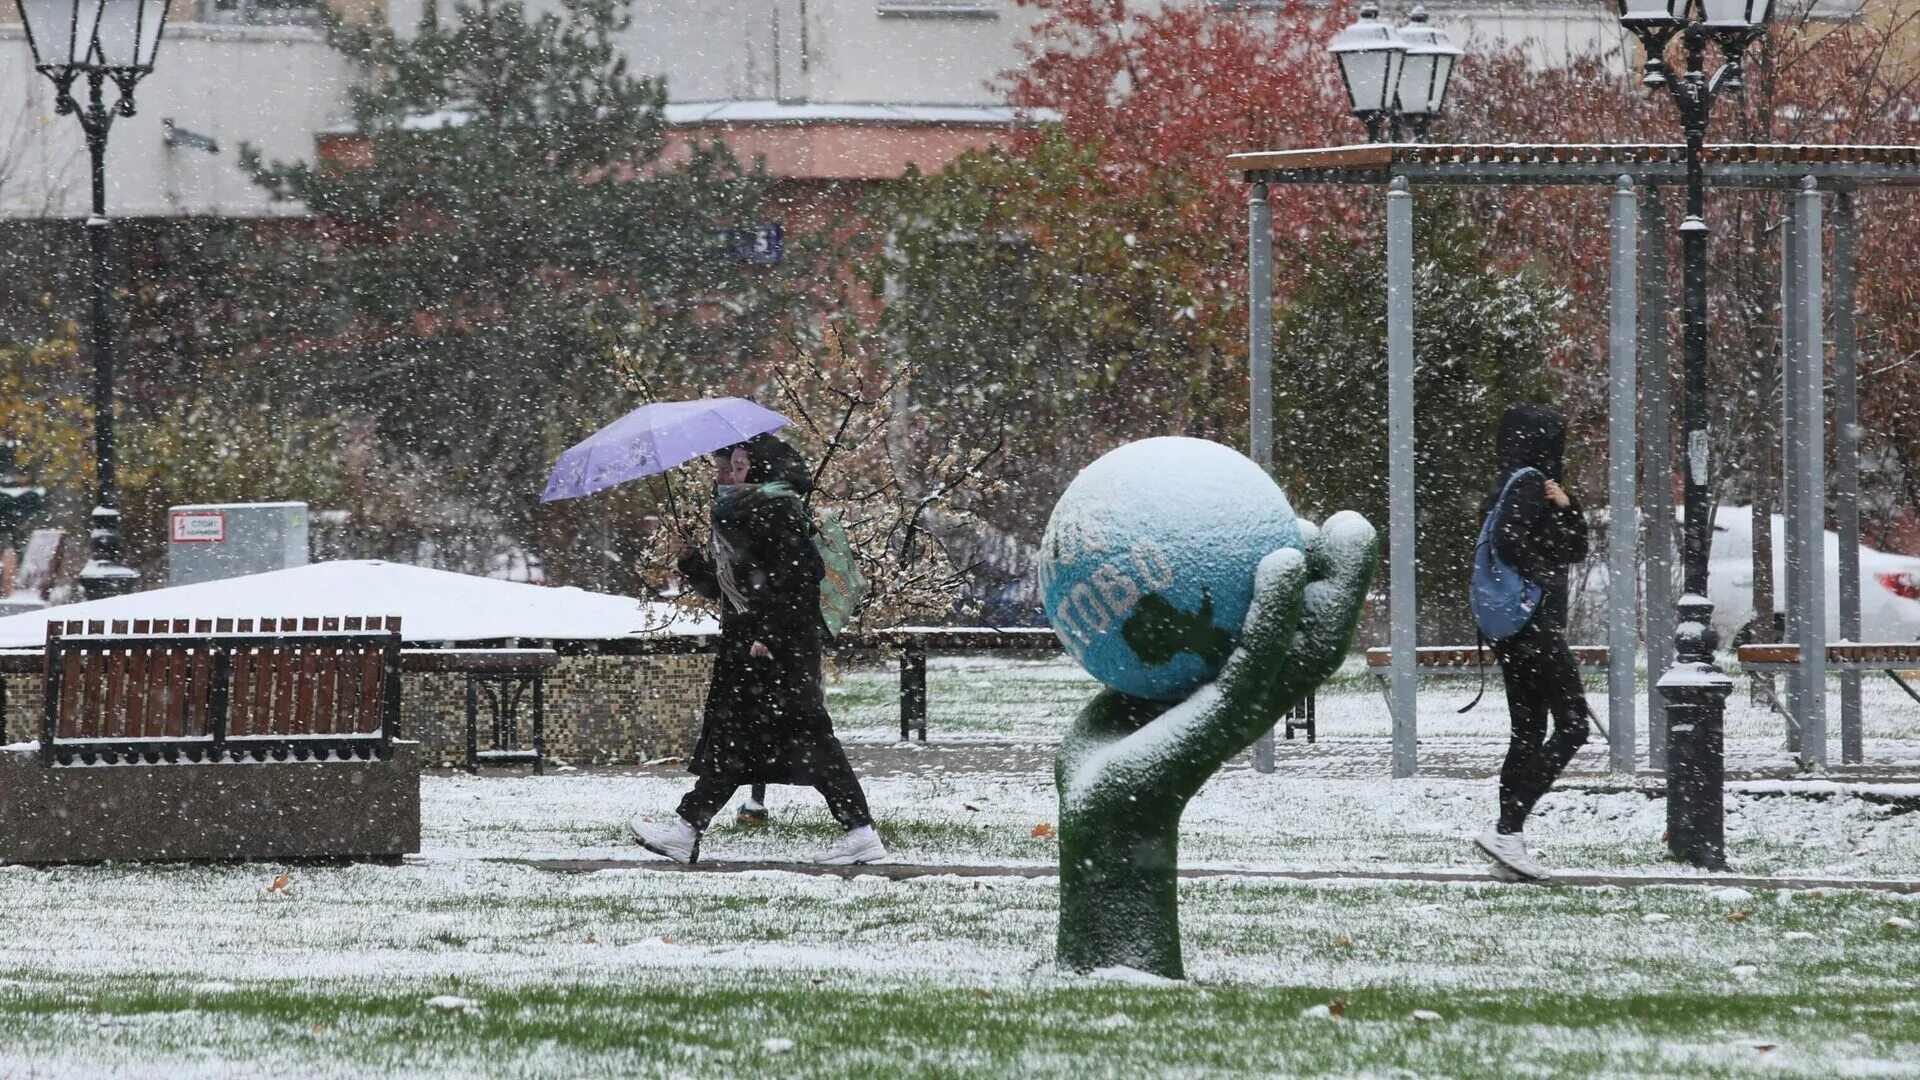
[266,872,292,894]
[1031,823,1058,840]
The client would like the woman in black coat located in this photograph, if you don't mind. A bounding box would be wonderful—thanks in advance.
[631,433,885,866]
[1472,403,1593,882]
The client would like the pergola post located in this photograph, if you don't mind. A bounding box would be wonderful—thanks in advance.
[1248,180,1278,775]
[1833,190,1863,765]
[1638,190,1675,771]
[1387,175,1418,779]
[1779,198,1805,754]
[1607,175,1640,773]
[1791,176,1828,769]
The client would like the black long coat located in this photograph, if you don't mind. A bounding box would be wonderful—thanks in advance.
[676,476,839,784]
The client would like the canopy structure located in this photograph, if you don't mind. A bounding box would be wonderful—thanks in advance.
[1231,142,1920,777]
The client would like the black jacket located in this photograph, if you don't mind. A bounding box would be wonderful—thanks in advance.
[1483,404,1590,633]
[676,434,837,783]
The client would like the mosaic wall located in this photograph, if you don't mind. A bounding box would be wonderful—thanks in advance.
[0,652,713,768]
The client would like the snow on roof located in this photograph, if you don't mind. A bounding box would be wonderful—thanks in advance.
[0,560,714,648]
[662,100,1059,126]
[322,101,1058,137]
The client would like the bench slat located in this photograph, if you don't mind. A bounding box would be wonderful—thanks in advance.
[358,648,386,734]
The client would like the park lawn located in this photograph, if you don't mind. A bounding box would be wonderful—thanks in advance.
[1,858,1918,1077]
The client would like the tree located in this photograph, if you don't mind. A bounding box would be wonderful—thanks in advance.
[1271,195,1567,639]
[868,1,1577,619]
[867,1,1359,538]
[630,319,1006,636]
[230,0,791,584]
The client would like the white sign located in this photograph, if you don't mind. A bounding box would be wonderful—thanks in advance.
[171,511,227,543]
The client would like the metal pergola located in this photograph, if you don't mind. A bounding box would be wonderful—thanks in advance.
[1231,142,1920,777]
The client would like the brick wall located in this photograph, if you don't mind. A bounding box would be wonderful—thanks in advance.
[1,652,712,768]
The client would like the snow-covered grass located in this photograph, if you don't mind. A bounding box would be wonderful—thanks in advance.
[1,860,1917,1077]
[3,652,1918,1076]
[433,766,1920,880]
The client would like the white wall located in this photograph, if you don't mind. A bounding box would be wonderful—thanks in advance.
[1,21,355,218]
[2,1,1635,220]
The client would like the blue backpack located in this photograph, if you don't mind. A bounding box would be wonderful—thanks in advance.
[1470,467,1544,642]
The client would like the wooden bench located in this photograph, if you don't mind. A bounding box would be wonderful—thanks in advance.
[868,626,1315,743]
[869,627,1061,741]
[40,616,401,765]
[1365,645,1611,712]
[1735,642,1920,708]
[619,624,1315,745]
[1,616,419,864]
[402,648,558,774]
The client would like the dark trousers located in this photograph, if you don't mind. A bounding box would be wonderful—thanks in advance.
[1491,620,1592,834]
[676,744,873,832]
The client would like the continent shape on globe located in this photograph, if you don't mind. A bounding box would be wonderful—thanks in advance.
[1038,437,1303,701]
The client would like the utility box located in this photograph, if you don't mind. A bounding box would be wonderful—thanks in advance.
[168,502,310,587]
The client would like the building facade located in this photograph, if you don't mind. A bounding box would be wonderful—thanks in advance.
[0,0,1664,223]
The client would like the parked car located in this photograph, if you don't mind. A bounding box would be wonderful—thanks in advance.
[1569,507,1920,646]
[1707,507,1920,645]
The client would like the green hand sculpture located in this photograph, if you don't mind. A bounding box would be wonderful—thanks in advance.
[1054,511,1379,980]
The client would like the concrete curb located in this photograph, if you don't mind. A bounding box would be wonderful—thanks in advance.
[501,857,1920,893]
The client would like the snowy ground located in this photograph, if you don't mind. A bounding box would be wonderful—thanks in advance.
[2,655,1917,1077]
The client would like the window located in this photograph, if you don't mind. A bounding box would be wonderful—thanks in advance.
[196,0,321,25]
[877,1,999,19]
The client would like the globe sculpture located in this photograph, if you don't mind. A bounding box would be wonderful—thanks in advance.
[1039,437,1303,701]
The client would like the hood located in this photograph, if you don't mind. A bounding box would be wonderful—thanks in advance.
[1494,403,1566,484]
[742,432,814,494]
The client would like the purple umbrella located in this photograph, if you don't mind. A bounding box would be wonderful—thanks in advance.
[541,397,791,503]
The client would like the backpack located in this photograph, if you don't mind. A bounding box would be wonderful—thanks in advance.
[1470,467,1544,642]
[812,511,866,641]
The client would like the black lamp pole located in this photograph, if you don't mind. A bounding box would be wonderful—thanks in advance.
[1622,3,1768,870]
[17,0,171,599]
[74,68,136,599]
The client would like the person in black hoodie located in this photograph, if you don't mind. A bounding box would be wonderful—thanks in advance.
[1472,404,1593,882]
[631,433,886,866]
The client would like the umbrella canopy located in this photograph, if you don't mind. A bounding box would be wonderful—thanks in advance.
[541,397,790,503]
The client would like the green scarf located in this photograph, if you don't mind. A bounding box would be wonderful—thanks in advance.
[711,482,804,613]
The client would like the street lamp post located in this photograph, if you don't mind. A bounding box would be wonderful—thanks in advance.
[1617,0,1774,870]
[14,0,172,599]
[1330,5,1461,143]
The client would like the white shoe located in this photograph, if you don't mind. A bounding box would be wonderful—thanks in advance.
[631,816,700,864]
[1474,827,1549,881]
[1486,860,1531,883]
[813,825,887,865]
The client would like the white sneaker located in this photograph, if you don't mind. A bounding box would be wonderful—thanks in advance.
[1486,860,1531,883]
[1474,827,1549,881]
[813,825,887,866]
[631,816,700,864]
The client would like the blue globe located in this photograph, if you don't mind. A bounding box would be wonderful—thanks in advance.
[1039,437,1302,701]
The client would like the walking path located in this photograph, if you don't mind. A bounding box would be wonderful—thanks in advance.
[525,739,1920,786]
[504,855,1920,892]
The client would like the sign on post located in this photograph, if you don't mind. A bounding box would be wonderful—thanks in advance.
[170,511,227,543]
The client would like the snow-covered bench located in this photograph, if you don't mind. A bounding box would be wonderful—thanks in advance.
[0,616,419,864]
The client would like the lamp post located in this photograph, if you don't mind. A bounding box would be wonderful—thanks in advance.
[1617,0,1774,870]
[14,0,171,599]
[1330,5,1461,143]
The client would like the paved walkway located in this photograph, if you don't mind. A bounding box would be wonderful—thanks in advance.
[495,739,1920,787]
[506,855,1920,893]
